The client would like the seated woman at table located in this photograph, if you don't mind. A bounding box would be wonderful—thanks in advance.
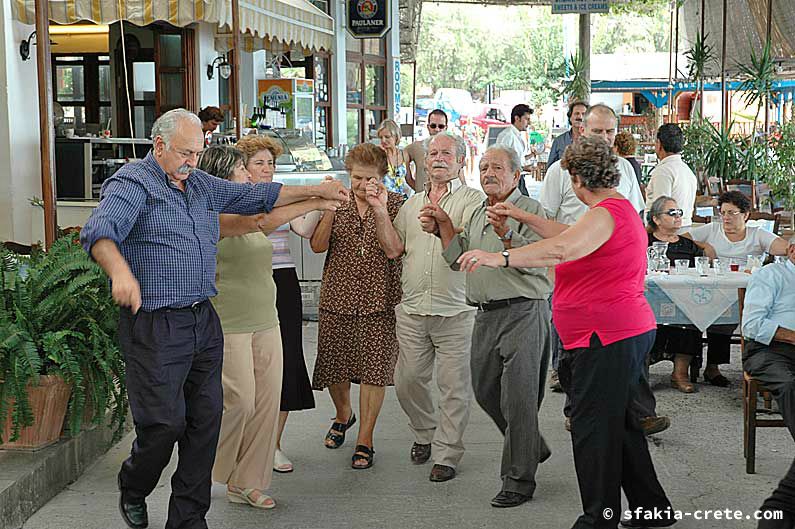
[647,195,704,393]
[681,190,789,387]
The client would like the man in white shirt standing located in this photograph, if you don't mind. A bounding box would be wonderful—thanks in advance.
[644,124,698,230]
[540,103,645,223]
[539,103,667,436]
[496,104,533,171]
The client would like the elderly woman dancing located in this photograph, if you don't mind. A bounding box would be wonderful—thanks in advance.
[457,137,674,529]
[311,142,404,470]
[199,145,340,509]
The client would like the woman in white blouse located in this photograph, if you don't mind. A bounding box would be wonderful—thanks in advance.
[682,190,788,386]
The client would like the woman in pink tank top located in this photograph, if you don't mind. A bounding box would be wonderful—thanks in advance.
[457,136,674,529]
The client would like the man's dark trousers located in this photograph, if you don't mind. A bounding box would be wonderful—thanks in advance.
[744,340,795,529]
[118,301,224,529]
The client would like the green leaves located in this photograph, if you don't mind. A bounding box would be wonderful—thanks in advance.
[685,32,717,83]
[0,233,125,443]
[735,38,777,127]
[561,52,590,102]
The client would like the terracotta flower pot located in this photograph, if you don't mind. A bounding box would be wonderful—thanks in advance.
[0,375,72,450]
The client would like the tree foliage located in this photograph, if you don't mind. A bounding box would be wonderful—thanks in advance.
[415,3,670,104]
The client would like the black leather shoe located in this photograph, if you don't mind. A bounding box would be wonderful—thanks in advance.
[410,442,431,464]
[490,490,531,508]
[429,464,456,482]
[118,475,148,529]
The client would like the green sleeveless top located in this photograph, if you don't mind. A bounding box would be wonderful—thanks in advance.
[212,232,278,334]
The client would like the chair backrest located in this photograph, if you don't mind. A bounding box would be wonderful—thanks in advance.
[747,211,781,235]
[725,179,757,210]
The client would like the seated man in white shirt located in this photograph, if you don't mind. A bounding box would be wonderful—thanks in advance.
[644,124,698,231]
[742,236,795,529]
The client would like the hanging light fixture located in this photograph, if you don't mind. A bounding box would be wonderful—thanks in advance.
[207,55,232,80]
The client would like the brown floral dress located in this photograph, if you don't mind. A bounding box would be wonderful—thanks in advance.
[312,192,404,389]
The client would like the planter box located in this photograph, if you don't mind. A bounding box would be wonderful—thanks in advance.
[0,375,72,451]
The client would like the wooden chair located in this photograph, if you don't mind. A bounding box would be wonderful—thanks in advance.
[747,211,781,236]
[743,372,787,474]
[725,179,757,209]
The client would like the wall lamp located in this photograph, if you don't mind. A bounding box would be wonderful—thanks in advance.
[20,31,57,60]
[207,56,232,80]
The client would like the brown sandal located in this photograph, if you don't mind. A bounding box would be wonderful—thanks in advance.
[671,376,696,393]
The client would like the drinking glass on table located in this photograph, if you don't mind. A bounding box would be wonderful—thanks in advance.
[712,258,726,276]
[674,259,689,275]
[729,258,740,272]
[695,256,710,276]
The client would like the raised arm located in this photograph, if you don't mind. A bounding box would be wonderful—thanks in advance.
[290,211,322,238]
[310,209,335,253]
[366,182,404,259]
[490,201,570,239]
[220,199,339,239]
[456,207,615,272]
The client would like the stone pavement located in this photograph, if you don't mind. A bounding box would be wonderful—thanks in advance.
[22,323,794,529]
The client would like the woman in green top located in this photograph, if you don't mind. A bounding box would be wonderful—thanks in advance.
[198,145,340,510]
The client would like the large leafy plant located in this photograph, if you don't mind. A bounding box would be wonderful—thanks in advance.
[561,52,590,102]
[735,38,777,131]
[684,32,717,120]
[0,233,126,443]
[767,123,795,212]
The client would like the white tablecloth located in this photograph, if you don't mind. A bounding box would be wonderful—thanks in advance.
[644,271,750,332]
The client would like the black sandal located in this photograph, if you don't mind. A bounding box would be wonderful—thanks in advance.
[351,445,374,469]
[324,413,356,449]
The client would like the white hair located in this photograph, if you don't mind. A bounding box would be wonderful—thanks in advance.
[151,108,202,145]
[484,145,521,173]
[429,131,467,159]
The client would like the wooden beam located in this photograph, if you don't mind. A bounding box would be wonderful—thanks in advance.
[34,0,57,248]
[578,13,590,101]
[720,0,728,134]
[232,0,242,139]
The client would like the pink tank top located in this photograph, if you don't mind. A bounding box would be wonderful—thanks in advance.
[553,197,656,350]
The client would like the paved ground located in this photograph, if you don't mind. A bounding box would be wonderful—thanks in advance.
[23,323,794,529]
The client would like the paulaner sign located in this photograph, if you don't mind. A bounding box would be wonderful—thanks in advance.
[347,0,391,39]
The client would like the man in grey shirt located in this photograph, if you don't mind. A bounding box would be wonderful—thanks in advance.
[421,145,552,509]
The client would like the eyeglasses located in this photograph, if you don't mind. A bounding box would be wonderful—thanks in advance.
[170,146,203,159]
[428,123,447,130]
[719,210,744,218]
[663,208,684,217]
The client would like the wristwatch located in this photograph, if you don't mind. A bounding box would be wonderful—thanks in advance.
[500,228,513,241]
[501,250,510,267]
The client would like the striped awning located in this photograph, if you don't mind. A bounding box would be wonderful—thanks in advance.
[12,0,216,27]
[215,0,334,52]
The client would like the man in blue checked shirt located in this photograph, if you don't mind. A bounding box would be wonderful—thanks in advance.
[80,108,348,529]
[741,236,795,529]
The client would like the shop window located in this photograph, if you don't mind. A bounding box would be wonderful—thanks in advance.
[53,54,111,134]
[346,62,362,105]
[365,64,385,107]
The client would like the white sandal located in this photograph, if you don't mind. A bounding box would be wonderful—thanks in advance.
[273,449,294,473]
[227,486,276,510]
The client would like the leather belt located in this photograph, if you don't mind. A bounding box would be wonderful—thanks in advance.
[164,299,208,312]
[467,296,531,312]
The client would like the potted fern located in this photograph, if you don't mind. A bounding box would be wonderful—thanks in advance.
[0,233,126,449]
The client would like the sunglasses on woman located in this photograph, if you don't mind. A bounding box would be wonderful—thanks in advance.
[663,208,684,217]
[428,123,446,130]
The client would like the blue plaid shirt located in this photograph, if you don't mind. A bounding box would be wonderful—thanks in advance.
[81,151,282,311]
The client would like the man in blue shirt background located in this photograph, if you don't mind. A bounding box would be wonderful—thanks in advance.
[742,236,795,529]
[81,108,348,529]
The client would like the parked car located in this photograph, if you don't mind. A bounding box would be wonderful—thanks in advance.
[462,104,509,134]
